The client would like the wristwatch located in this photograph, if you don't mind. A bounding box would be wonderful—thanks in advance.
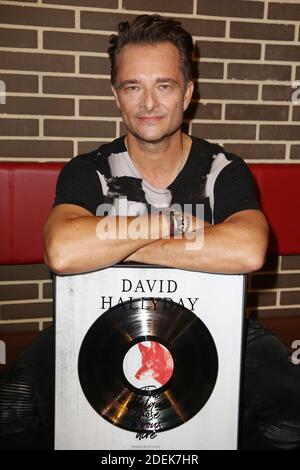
[169,210,190,236]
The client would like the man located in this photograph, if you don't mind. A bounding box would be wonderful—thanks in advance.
[44,16,268,276]
[1,15,299,450]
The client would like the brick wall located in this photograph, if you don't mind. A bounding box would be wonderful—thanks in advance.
[0,1,300,354]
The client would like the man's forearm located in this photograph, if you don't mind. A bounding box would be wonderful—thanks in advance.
[125,210,268,274]
[44,211,169,274]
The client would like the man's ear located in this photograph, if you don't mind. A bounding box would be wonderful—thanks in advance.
[183,80,194,112]
[111,85,121,109]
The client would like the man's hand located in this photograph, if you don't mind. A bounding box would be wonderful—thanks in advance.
[124,213,210,263]
[123,209,268,274]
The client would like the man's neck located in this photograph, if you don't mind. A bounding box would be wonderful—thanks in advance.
[125,131,192,188]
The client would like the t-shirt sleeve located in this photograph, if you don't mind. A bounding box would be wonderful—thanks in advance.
[213,155,261,224]
[53,155,104,215]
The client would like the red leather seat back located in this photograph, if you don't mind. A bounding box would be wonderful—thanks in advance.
[249,164,300,255]
[0,163,63,264]
[0,162,299,265]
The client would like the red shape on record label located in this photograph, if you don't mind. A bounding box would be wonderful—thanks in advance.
[135,341,174,386]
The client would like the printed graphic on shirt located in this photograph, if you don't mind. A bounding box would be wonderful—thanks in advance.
[54,135,261,224]
[96,150,172,216]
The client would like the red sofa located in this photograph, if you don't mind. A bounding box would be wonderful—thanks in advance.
[1,162,300,264]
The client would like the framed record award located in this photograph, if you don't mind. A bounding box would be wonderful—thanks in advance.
[54,264,246,450]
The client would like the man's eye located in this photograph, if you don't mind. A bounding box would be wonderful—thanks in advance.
[159,84,171,90]
[126,86,140,92]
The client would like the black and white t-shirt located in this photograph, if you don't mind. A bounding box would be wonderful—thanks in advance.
[53,135,260,224]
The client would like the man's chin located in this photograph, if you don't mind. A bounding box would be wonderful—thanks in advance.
[127,128,180,145]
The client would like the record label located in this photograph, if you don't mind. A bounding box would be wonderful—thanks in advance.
[123,340,174,390]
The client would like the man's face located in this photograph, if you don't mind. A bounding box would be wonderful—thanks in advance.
[111,42,194,144]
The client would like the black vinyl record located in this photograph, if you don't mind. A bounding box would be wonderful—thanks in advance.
[78,297,218,434]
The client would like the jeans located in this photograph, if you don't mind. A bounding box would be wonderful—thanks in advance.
[0,320,300,450]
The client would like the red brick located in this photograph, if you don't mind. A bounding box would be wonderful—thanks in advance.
[251,273,300,290]
[0,27,37,48]
[178,18,225,38]
[195,82,258,100]
[184,102,221,120]
[79,99,120,117]
[246,291,277,308]
[262,85,295,102]
[0,118,38,136]
[81,12,225,37]
[2,96,74,116]
[80,56,110,76]
[195,40,261,60]
[43,282,53,299]
[45,0,117,6]
[265,44,300,62]
[197,0,264,18]
[192,123,255,140]
[0,264,52,281]
[260,125,300,141]
[78,141,106,154]
[44,119,116,138]
[0,323,39,334]
[223,143,285,160]
[281,255,300,270]
[81,11,136,32]
[0,284,38,301]
[227,63,291,81]
[123,0,193,13]
[43,76,111,96]
[44,31,109,54]
[226,104,288,121]
[230,21,294,41]
[0,51,74,73]
[0,302,53,320]
[291,145,300,160]
[292,106,300,121]
[194,61,224,80]
[268,2,300,21]
[0,140,73,159]
[0,73,38,93]
[0,4,74,28]
[280,291,300,306]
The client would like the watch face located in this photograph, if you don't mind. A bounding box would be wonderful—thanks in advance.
[173,211,184,235]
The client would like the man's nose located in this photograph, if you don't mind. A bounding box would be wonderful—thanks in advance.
[141,88,159,111]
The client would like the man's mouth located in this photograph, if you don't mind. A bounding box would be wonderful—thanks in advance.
[137,116,164,124]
